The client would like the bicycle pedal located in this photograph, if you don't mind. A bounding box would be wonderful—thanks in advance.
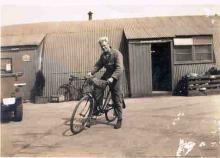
[91,116,97,120]
[85,123,90,128]
[80,113,85,117]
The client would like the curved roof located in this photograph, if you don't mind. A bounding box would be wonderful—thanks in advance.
[1,16,216,36]
[1,15,219,46]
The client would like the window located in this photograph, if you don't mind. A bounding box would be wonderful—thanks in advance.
[174,36,213,64]
[1,58,13,74]
[175,46,192,61]
[195,45,212,61]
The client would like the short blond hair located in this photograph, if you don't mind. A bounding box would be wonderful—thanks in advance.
[98,36,109,44]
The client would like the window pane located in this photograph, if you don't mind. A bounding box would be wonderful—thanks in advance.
[174,38,193,45]
[193,36,212,45]
[195,45,212,61]
[176,54,193,61]
[175,46,192,61]
[195,53,212,60]
[1,58,12,74]
[195,45,211,54]
[175,46,192,54]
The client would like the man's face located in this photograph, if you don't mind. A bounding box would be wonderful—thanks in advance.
[99,41,111,53]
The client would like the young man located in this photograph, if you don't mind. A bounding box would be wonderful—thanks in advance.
[88,37,124,129]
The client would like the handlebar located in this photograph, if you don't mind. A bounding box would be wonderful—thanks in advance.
[69,74,87,81]
[69,74,112,86]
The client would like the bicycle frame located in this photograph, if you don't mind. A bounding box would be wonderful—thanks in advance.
[70,77,119,134]
[57,75,85,101]
[81,78,112,115]
[99,86,112,113]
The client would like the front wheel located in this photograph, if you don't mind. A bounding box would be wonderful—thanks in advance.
[70,95,93,134]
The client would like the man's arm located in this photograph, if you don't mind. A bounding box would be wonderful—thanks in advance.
[91,57,103,75]
[111,51,124,80]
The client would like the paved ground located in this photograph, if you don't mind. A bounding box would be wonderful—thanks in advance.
[1,95,220,157]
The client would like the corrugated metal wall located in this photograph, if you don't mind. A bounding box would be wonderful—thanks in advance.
[42,30,129,98]
[128,42,152,97]
[127,40,217,96]
[213,16,220,66]
[1,46,41,99]
[172,17,220,88]
[173,63,216,86]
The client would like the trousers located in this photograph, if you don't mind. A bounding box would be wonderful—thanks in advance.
[94,77,122,120]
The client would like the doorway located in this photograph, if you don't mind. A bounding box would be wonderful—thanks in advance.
[151,42,172,91]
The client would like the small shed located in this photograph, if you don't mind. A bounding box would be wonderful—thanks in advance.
[124,16,219,97]
[1,34,45,99]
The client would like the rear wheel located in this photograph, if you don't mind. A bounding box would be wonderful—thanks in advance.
[70,95,93,134]
[57,86,70,101]
[76,88,83,100]
[70,87,82,101]
[14,103,23,121]
[105,104,117,122]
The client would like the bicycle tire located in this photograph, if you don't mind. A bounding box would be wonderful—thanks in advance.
[76,88,84,100]
[70,86,83,101]
[70,95,93,134]
[103,90,117,122]
[57,86,70,101]
[105,105,117,122]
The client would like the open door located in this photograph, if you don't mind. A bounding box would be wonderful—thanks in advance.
[151,42,172,91]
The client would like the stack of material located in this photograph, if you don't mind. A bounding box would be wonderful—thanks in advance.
[173,76,189,96]
[174,67,220,96]
[187,75,220,96]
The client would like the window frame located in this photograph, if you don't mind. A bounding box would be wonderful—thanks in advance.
[194,44,213,61]
[174,45,193,62]
[174,36,214,65]
[1,58,13,74]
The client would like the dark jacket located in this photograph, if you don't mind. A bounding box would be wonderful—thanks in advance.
[91,49,124,80]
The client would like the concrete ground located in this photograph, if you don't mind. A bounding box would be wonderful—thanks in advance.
[1,95,220,157]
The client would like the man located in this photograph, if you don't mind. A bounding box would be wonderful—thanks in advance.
[88,36,124,129]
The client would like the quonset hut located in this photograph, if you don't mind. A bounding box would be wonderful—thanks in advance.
[1,15,220,99]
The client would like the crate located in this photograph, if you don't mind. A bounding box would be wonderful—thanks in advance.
[187,75,220,96]
[50,95,65,103]
[35,96,48,104]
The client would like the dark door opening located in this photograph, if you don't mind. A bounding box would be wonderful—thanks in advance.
[151,42,172,91]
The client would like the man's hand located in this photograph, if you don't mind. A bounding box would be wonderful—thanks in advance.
[87,72,92,77]
[107,77,114,83]
[86,72,93,79]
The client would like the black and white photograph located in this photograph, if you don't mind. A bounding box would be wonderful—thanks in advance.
[1,0,220,157]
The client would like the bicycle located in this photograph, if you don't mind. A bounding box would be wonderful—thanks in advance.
[70,77,126,134]
[57,75,83,101]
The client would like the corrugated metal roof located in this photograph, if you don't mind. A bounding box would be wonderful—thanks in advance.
[124,16,214,39]
[1,34,45,47]
[1,19,126,36]
[1,16,216,38]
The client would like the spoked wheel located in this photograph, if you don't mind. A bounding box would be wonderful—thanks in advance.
[57,86,69,101]
[70,87,83,101]
[76,89,84,101]
[70,95,93,134]
[105,104,117,122]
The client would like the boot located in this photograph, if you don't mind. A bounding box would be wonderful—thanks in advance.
[114,119,122,129]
